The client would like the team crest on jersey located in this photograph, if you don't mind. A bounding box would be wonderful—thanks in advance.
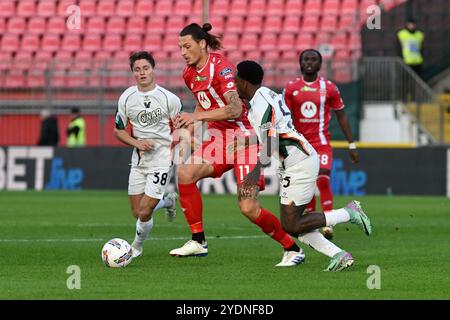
[197,91,211,109]
[300,101,317,118]
[301,86,317,92]
[219,67,232,76]
[137,108,162,126]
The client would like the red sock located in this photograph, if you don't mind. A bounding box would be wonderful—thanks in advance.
[253,208,294,250]
[305,195,316,213]
[178,182,203,234]
[317,175,333,211]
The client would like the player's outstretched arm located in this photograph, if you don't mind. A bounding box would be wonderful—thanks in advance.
[113,128,154,151]
[334,109,359,163]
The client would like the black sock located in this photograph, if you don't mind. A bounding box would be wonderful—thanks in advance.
[286,243,300,252]
[192,232,205,244]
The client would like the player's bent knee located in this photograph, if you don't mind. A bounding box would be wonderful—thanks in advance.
[238,200,259,221]
[137,209,153,222]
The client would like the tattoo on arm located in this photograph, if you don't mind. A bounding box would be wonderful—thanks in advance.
[224,91,243,119]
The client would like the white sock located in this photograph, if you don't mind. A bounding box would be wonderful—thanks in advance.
[133,218,154,246]
[298,230,342,258]
[324,208,350,227]
[154,199,166,211]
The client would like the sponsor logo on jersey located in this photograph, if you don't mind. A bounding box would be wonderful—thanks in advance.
[224,74,233,80]
[195,75,208,82]
[300,101,317,118]
[197,91,211,109]
[300,86,317,92]
[219,67,232,76]
[137,108,163,126]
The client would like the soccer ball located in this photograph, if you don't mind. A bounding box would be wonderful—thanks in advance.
[101,238,133,268]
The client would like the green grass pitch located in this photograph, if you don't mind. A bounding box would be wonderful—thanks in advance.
[0,191,449,300]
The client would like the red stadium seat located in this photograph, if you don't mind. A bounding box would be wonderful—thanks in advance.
[14,52,34,71]
[126,16,146,34]
[284,0,303,16]
[34,51,53,71]
[16,0,36,17]
[208,16,224,35]
[66,73,88,88]
[61,34,81,52]
[166,16,186,34]
[315,32,332,47]
[264,16,283,33]
[83,34,102,52]
[155,0,173,15]
[296,32,314,51]
[78,0,96,16]
[260,33,277,51]
[27,17,46,35]
[0,1,15,17]
[27,72,46,88]
[334,49,351,60]
[244,50,262,62]
[47,17,67,35]
[245,16,263,33]
[1,35,20,52]
[283,16,300,33]
[146,16,166,34]
[341,0,358,14]
[37,0,56,17]
[74,51,93,71]
[330,32,348,51]
[226,16,245,33]
[21,34,40,52]
[7,17,26,35]
[87,17,106,34]
[226,51,243,65]
[57,0,77,16]
[54,51,74,71]
[230,0,248,16]
[107,17,126,34]
[5,71,26,88]
[321,15,338,32]
[93,51,112,69]
[303,0,322,16]
[174,0,192,16]
[143,34,163,53]
[240,33,259,52]
[222,34,239,51]
[339,14,357,31]
[103,34,123,52]
[116,0,135,17]
[302,15,320,32]
[278,33,295,50]
[248,0,266,16]
[135,0,153,16]
[124,35,143,53]
[0,18,5,34]
[212,1,229,16]
[97,0,116,17]
[162,33,180,53]
[0,52,13,71]
[41,34,61,52]
[323,0,341,16]
[267,0,285,16]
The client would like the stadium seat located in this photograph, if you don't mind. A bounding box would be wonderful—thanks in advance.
[37,0,56,17]
[0,1,15,17]
[248,0,266,16]
[147,16,166,34]
[87,17,106,35]
[240,33,259,52]
[0,18,5,34]
[212,1,229,16]
[21,34,40,52]
[278,33,295,50]
[222,34,239,51]
[283,16,301,33]
[50,72,67,88]
[230,0,248,16]
[124,35,143,53]
[226,16,245,33]
[155,0,173,15]
[266,0,285,16]
[226,51,243,65]
[83,35,102,52]
[47,17,67,35]
[57,0,76,16]
[302,15,320,32]
[296,32,314,51]
[27,17,47,35]
[330,32,348,51]
[1,34,19,52]
[16,0,36,17]
[4,71,26,88]
[97,0,116,17]
[14,52,34,71]
[321,15,338,32]
[61,34,81,52]
[103,34,123,52]
[54,51,74,71]
[27,72,46,88]
[303,0,322,16]
[323,0,341,16]
[166,16,186,34]
[315,32,332,47]
[126,16,146,34]
[116,0,135,17]
[339,14,357,30]
[260,33,278,51]
[284,0,303,16]
[66,73,88,88]
[74,51,94,71]
[264,16,283,34]
[174,0,192,16]
[143,34,163,53]
[78,0,96,16]
[163,33,180,53]
[208,16,225,35]
[135,0,154,16]
[341,0,358,14]
[107,17,126,34]
[334,49,351,60]
[93,51,112,69]
[7,17,26,35]
[34,51,53,71]
[245,16,263,33]
[41,34,61,52]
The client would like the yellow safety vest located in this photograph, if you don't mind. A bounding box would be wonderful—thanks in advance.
[397,29,424,65]
[67,117,86,147]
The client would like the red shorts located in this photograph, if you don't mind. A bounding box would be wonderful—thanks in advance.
[192,138,265,191]
[313,144,333,171]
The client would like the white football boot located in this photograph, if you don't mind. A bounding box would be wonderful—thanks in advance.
[169,240,208,257]
[275,249,306,267]
[131,241,143,258]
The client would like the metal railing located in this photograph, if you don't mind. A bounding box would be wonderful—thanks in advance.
[361,57,445,144]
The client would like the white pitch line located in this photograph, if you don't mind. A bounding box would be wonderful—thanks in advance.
[0,235,266,243]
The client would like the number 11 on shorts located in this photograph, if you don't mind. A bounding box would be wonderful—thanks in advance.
[239,165,250,181]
